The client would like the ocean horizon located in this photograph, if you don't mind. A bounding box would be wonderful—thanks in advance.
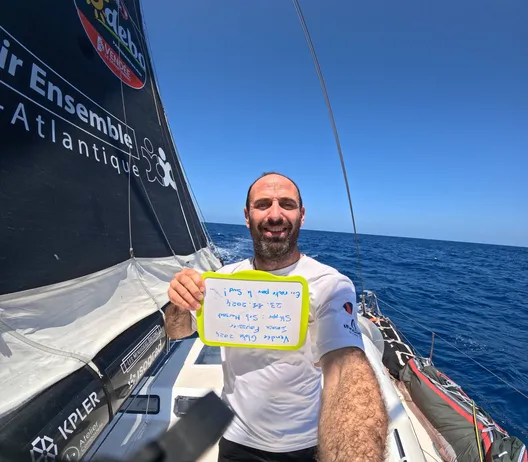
[206,221,528,250]
[205,221,528,445]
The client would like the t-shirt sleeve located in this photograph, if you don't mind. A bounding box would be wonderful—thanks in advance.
[313,275,365,363]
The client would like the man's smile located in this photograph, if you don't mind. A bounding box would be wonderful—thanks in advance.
[262,226,288,238]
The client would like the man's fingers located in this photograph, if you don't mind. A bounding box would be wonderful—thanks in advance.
[183,268,206,292]
[180,273,204,302]
[169,282,200,310]
[168,288,194,311]
[167,269,205,311]
[192,272,206,292]
[170,277,201,310]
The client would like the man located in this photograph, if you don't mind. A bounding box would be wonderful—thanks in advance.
[166,172,388,462]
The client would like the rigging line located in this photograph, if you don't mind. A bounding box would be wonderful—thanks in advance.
[377,297,528,403]
[137,171,179,259]
[138,6,203,255]
[456,377,528,439]
[473,400,485,462]
[386,316,426,359]
[132,2,197,256]
[292,0,364,294]
[136,13,199,256]
[169,129,222,259]
[160,109,203,253]
[116,3,187,263]
[115,11,173,309]
[116,8,134,256]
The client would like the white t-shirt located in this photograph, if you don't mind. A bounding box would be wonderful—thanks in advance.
[214,255,365,452]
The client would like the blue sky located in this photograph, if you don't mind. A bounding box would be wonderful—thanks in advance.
[142,1,527,247]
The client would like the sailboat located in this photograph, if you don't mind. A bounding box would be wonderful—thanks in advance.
[0,1,525,462]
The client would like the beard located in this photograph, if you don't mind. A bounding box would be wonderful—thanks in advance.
[249,215,302,262]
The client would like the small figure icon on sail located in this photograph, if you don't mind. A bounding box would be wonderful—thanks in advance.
[156,147,177,190]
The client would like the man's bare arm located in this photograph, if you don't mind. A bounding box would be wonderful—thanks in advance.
[164,303,195,339]
[165,268,204,339]
[318,347,388,462]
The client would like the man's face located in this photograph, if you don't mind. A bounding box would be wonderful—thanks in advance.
[244,175,305,261]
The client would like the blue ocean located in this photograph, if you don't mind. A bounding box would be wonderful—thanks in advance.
[206,222,528,444]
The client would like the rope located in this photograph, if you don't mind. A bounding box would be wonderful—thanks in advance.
[116,7,171,310]
[473,401,485,462]
[291,0,364,294]
[291,0,528,444]
[139,6,205,255]
[115,10,174,309]
[118,1,203,262]
[376,296,528,438]
[455,374,528,440]
[377,296,528,403]
[116,8,135,258]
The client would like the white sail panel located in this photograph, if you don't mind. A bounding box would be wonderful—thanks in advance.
[0,248,221,418]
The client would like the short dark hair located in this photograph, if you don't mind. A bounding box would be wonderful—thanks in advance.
[245,172,303,210]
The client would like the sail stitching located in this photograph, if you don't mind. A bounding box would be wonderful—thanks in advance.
[0,318,91,364]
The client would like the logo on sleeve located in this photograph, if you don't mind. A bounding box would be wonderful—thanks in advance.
[343,302,354,315]
[343,319,361,336]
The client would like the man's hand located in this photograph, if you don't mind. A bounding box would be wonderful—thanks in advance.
[168,268,205,311]
[165,269,204,339]
[318,346,388,462]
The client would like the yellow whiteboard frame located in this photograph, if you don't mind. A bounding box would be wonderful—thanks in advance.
[196,270,310,350]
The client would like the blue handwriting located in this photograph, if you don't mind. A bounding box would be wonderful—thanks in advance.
[263,334,290,344]
[226,300,247,307]
[266,325,288,333]
[218,312,241,320]
[216,331,234,339]
[268,314,291,322]
[272,290,288,297]
[229,324,260,334]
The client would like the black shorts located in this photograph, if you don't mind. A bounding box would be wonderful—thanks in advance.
[217,437,317,462]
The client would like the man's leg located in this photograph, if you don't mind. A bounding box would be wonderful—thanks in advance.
[217,437,317,462]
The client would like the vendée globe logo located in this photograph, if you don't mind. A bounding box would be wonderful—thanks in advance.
[75,0,147,89]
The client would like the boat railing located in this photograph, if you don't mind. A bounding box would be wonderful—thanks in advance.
[360,289,528,442]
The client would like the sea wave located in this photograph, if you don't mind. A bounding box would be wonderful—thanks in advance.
[206,222,528,442]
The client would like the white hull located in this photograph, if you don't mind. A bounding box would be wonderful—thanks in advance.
[88,318,443,462]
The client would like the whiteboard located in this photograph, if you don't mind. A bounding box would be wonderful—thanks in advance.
[196,270,310,350]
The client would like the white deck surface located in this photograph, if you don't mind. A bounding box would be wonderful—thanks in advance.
[89,333,442,462]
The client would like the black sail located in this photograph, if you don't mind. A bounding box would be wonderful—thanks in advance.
[0,1,221,460]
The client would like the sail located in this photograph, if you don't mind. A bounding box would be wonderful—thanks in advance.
[0,0,221,460]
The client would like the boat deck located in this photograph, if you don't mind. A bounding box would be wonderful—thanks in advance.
[90,336,444,462]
